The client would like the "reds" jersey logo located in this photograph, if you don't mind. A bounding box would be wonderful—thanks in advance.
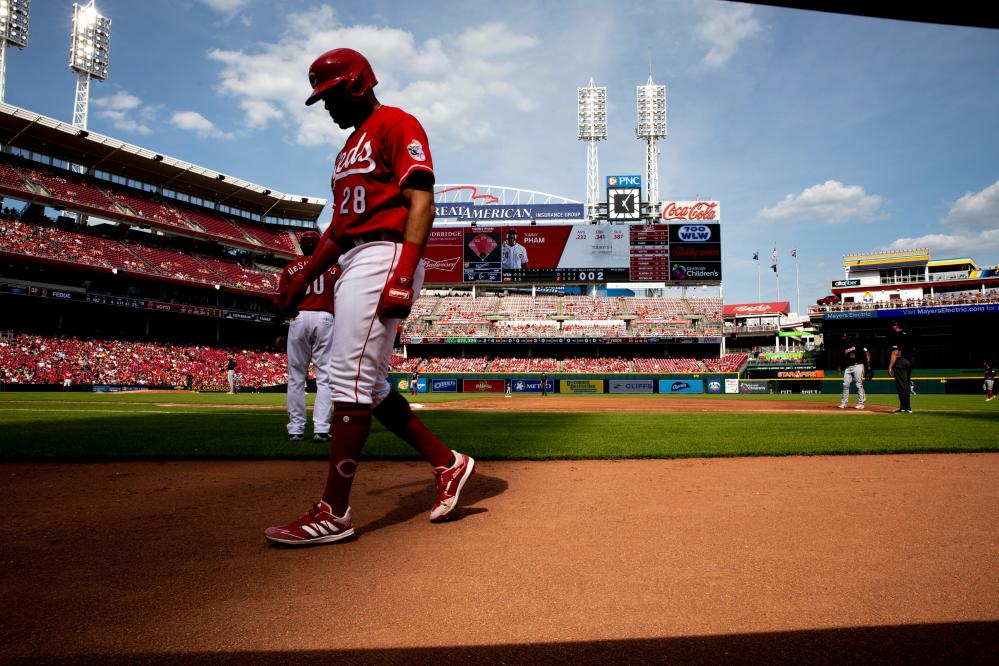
[334,131,376,183]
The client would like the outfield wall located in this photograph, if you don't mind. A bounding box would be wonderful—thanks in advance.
[386,373,988,396]
[1,376,988,395]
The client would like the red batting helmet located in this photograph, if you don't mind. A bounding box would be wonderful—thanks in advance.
[299,231,321,255]
[305,48,378,106]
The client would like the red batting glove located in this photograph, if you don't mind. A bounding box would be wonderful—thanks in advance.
[273,270,309,318]
[378,241,421,319]
[274,234,342,318]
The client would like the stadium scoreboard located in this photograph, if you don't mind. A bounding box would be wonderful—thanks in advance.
[423,220,722,286]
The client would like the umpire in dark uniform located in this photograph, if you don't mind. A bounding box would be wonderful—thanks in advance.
[888,321,913,413]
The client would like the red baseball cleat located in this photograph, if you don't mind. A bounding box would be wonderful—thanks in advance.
[430,451,476,522]
[265,501,353,546]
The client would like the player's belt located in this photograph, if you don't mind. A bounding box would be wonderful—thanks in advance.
[344,231,403,248]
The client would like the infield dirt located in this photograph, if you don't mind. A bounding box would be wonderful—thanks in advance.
[2,453,997,663]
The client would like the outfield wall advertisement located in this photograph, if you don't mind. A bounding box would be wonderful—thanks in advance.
[431,379,458,392]
[393,377,428,393]
[608,379,654,394]
[658,379,704,394]
[560,379,604,394]
[421,223,721,285]
[823,302,999,320]
[463,379,506,393]
[511,379,554,393]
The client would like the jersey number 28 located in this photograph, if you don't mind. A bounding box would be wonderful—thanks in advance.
[339,186,367,215]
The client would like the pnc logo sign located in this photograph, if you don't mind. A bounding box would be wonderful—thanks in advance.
[607,175,641,187]
[676,225,713,242]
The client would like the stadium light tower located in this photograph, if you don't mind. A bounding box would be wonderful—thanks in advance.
[577,78,606,222]
[636,71,666,206]
[0,0,30,103]
[69,1,111,129]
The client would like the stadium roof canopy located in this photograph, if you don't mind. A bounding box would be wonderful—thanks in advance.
[0,103,326,223]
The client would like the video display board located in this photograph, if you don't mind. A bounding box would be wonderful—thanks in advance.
[422,223,722,285]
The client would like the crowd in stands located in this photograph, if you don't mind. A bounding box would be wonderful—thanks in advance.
[630,322,697,337]
[0,331,751,387]
[811,290,999,313]
[105,186,194,231]
[493,320,560,337]
[562,321,627,337]
[33,225,148,272]
[416,357,490,373]
[18,167,120,215]
[389,354,422,372]
[702,353,749,372]
[561,357,631,373]
[1,158,298,255]
[0,216,280,292]
[0,333,286,388]
[633,357,700,373]
[0,218,64,260]
[501,295,559,318]
[381,355,742,374]
[399,295,724,339]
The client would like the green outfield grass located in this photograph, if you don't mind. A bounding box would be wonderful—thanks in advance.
[0,392,996,461]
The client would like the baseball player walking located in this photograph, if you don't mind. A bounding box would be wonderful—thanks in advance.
[282,231,338,442]
[226,357,238,394]
[838,333,870,410]
[267,48,475,546]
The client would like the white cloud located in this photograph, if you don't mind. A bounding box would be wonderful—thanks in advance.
[93,92,141,112]
[240,100,283,129]
[943,179,999,230]
[170,111,235,140]
[206,8,539,147]
[760,180,885,224]
[92,91,153,135]
[890,230,999,257]
[197,0,250,14]
[890,180,999,258]
[696,2,763,68]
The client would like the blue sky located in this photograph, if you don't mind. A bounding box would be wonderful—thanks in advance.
[5,1,998,309]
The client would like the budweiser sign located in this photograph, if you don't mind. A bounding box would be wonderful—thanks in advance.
[424,257,460,272]
[661,201,720,221]
[723,302,790,316]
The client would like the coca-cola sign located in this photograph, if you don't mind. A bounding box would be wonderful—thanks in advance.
[661,201,720,221]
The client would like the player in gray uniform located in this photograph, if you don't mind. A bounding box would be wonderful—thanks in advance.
[281,231,338,442]
[838,333,870,410]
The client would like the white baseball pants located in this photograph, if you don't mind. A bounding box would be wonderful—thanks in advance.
[286,309,335,435]
[841,364,866,406]
[332,241,425,405]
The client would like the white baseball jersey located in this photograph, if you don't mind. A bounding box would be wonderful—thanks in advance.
[501,242,529,269]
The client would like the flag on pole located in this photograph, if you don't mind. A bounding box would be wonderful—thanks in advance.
[770,247,778,272]
[791,247,797,258]
[753,251,759,261]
